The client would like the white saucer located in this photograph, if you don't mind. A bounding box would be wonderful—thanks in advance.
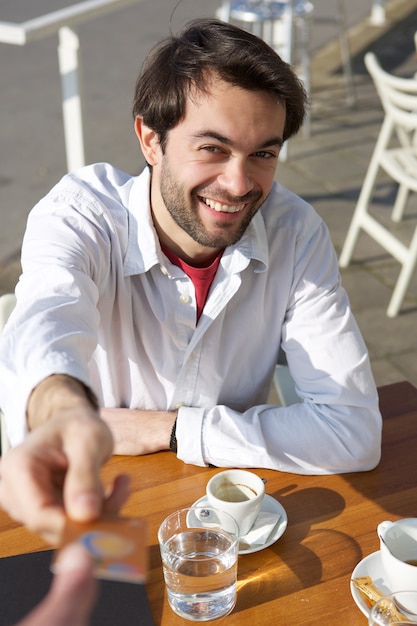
[189,494,288,555]
[350,550,391,617]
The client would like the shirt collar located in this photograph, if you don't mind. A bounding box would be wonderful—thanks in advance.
[123,168,162,276]
[123,167,270,277]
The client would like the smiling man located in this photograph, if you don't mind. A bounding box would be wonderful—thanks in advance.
[139,80,284,261]
[0,19,381,541]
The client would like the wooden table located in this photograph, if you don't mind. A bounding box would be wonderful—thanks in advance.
[1,381,417,625]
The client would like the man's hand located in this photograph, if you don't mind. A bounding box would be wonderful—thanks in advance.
[15,543,97,626]
[100,408,177,456]
[0,376,131,544]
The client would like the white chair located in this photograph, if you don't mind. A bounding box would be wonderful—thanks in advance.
[273,364,300,405]
[0,293,16,455]
[339,52,417,317]
[218,1,313,81]
[273,349,301,406]
[414,30,417,78]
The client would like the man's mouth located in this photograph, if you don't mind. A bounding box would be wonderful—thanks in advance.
[202,197,245,214]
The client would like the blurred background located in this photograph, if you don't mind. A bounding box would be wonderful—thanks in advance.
[1,0,417,387]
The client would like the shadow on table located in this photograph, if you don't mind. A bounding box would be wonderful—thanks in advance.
[344,381,417,522]
[234,486,362,613]
[233,377,417,616]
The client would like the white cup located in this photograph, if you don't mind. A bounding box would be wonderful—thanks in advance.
[378,519,417,593]
[206,469,265,536]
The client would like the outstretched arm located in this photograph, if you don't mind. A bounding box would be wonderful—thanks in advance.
[0,374,131,544]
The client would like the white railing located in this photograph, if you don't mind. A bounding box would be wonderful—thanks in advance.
[0,0,388,171]
[0,0,147,172]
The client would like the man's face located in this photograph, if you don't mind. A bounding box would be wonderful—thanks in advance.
[144,76,286,265]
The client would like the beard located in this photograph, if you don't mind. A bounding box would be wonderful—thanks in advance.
[159,157,264,250]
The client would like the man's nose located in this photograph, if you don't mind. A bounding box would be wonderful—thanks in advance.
[217,159,254,198]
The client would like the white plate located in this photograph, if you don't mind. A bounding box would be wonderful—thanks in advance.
[189,494,288,555]
[350,550,391,617]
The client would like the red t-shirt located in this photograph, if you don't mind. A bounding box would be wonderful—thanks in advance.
[161,245,223,321]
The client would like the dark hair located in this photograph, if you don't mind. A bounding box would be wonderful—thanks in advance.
[132,18,307,149]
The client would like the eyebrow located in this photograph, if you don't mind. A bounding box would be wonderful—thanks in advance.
[192,130,283,149]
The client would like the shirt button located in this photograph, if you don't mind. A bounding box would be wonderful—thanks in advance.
[175,402,185,409]
[179,294,190,304]
[160,265,169,275]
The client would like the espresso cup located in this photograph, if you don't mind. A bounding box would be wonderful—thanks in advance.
[206,469,265,536]
[378,519,417,592]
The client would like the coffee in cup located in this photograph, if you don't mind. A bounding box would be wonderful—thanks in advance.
[206,469,265,536]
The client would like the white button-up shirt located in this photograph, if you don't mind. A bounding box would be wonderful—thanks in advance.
[0,164,382,473]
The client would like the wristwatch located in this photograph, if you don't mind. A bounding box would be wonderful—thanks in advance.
[169,417,177,453]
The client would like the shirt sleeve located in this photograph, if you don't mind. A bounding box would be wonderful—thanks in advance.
[0,187,107,446]
[176,217,382,475]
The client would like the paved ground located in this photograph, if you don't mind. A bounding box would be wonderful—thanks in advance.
[278,0,417,389]
[1,0,417,389]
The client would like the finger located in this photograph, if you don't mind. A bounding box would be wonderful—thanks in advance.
[16,544,97,626]
[0,480,66,545]
[0,448,67,543]
[25,507,67,546]
[63,420,114,522]
[103,473,132,515]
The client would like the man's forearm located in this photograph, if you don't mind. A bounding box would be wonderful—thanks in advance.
[100,407,177,456]
[27,374,99,430]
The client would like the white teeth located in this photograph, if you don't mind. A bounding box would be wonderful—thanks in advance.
[203,198,243,213]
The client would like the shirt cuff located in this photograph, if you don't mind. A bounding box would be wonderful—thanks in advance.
[176,406,207,467]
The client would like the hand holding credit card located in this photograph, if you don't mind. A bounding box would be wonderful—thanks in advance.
[52,516,148,584]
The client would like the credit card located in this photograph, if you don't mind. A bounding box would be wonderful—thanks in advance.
[52,516,148,584]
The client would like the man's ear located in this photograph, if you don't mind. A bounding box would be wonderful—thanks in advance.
[134,117,161,166]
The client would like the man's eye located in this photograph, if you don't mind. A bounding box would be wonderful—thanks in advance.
[254,151,276,159]
[201,146,222,153]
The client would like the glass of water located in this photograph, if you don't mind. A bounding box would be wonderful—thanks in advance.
[369,591,417,625]
[158,506,239,621]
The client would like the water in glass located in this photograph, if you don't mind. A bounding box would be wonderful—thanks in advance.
[161,528,238,621]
